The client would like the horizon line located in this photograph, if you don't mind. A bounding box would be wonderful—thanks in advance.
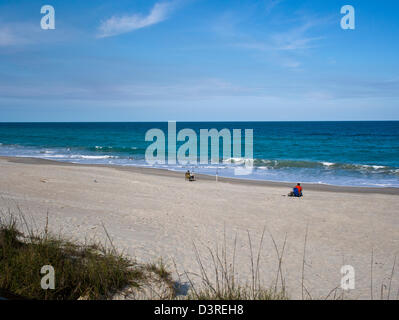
[1,120,399,123]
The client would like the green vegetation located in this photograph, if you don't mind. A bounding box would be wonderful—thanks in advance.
[0,214,174,300]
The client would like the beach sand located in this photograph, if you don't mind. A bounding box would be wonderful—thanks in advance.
[0,156,398,299]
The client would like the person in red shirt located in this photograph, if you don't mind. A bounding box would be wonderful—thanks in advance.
[296,183,302,195]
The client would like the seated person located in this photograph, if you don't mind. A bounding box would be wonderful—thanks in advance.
[189,172,196,181]
[288,183,303,197]
[185,170,191,180]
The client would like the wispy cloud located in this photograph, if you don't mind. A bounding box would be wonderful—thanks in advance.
[3,77,399,107]
[0,77,265,101]
[223,13,331,69]
[0,27,16,46]
[0,24,34,47]
[235,19,325,53]
[264,0,283,14]
[270,19,326,51]
[210,5,331,71]
[0,21,86,49]
[98,1,177,38]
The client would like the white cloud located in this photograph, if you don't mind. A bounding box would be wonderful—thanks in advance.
[98,1,176,38]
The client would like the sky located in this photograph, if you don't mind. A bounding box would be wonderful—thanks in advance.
[0,0,398,121]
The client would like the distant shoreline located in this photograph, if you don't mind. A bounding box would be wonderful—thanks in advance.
[1,120,399,123]
[2,156,398,195]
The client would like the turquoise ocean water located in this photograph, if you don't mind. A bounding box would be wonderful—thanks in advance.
[0,121,398,187]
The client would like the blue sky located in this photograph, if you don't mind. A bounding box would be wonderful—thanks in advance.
[0,0,398,121]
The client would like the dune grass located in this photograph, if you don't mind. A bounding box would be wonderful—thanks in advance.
[0,213,174,300]
[178,229,288,300]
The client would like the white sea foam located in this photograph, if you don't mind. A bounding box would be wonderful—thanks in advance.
[372,165,386,169]
[41,154,67,158]
[41,154,115,160]
[322,162,335,167]
[76,155,115,160]
[223,157,246,164]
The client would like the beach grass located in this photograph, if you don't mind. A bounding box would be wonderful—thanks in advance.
[0,213,175,300]
[178,229,289,300]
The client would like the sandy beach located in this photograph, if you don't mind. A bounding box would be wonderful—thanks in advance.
[0,156,398,299]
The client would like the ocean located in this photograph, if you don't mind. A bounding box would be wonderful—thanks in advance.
[0,121,398,188]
